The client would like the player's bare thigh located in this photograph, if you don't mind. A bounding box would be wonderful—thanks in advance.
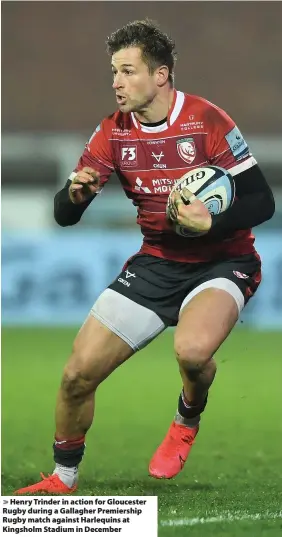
[64,315,134,390]
[174,288,239,365]
[63,286,166,390]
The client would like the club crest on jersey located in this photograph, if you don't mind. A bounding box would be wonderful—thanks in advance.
[176,138,196,164]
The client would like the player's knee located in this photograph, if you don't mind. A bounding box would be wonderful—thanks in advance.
[61,357,96,400]
[174,335,211,370]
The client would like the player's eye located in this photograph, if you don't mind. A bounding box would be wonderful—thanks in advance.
[124,69,134,75]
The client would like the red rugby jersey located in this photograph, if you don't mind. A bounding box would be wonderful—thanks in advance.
[70,90,258,262]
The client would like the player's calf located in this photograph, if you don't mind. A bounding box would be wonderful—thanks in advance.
[149,347,214,480]
[15,316,134,494]
[175,334,216,412]
[149,332,217,479]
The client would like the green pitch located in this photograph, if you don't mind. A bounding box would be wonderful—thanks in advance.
[2,327,282,536]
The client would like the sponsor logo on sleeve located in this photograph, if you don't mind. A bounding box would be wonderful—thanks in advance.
[88,124,101,144]
[225,126,249,160]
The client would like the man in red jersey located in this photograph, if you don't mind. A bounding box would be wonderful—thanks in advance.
[16,19,275,494]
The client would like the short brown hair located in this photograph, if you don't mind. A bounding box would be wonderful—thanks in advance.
[106,19,177,85]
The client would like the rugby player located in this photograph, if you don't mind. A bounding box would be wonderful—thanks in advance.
[16,19,275,494]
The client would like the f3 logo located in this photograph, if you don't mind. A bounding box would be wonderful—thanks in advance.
[122,147,136,160]
[121,146,137,167]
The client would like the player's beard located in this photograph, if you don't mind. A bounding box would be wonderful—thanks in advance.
[118,92,156,114]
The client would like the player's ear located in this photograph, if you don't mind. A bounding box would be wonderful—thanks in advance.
[155,65,169,87]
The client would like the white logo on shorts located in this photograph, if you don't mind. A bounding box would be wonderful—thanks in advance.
[118,277,130,287]
[233,271,248,279]
[125,270,136,279]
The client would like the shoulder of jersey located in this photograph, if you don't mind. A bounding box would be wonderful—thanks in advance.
[99,93,226,134]
[100,110,132,133]
[183,92,223,114]
[184,93,232,129]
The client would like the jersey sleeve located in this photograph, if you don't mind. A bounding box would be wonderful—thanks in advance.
[205,105,257,177]
[69,120,114,189]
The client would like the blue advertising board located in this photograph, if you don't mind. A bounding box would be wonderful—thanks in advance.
[2,230,282,328]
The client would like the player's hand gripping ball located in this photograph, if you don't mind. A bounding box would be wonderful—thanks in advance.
[167,188,212,237]
[166,166,235,237]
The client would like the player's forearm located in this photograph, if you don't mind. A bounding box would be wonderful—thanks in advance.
[209,190,275,238]
[53,183,94,226]
[208,166,275,238]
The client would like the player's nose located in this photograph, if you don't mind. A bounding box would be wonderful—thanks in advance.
[112,74,124,90]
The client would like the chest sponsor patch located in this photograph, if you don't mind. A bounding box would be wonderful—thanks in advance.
[121,146,137,166]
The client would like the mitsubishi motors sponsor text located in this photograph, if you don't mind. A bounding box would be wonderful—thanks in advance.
[152,178,178,193]
[134,176,197,194]
[134,172,203,195]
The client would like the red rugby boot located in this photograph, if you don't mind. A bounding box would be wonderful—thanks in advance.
[149,421,199,479]
[15,473,77,494]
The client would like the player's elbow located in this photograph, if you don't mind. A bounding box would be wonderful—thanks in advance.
[53,190,81,227]
[54,218,70,227]
[262,189,275,222]
[54,212,80,227]
[252,189,275,227]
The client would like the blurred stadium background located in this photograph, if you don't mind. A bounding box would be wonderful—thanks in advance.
[2,2,282,533]
[2,1,282,329]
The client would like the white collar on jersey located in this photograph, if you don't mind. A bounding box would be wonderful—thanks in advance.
[130,90,185,133]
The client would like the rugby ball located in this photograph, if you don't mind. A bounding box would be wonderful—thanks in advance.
[167,165,235,237]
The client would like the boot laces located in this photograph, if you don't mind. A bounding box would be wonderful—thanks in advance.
[39,473,64,488]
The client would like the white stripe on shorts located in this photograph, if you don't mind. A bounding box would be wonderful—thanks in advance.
[180,277,245,314]
[90,288,165,351]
